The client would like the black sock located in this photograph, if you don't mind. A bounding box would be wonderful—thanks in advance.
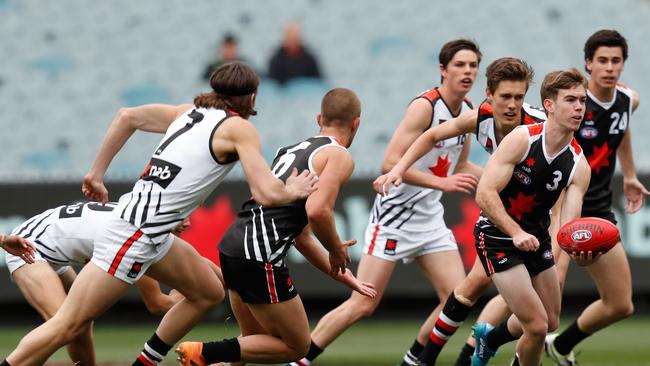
[486,321,517,351]
[202,338,241,363]
[1,360,11,366]
[511,353,520,366]
[400,339,424,365]
[133,333,172,366]
[305,340,324,361]
[554,320,590,355]
[453,343,475,366]
[418,292,473,364]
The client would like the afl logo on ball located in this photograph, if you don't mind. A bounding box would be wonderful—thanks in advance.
[579,127,598,139]
[571,229,592,243]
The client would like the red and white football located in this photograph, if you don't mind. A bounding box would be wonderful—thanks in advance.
[557,217,620,254]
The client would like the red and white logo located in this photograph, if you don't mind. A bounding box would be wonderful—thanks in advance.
[571,229,592,243]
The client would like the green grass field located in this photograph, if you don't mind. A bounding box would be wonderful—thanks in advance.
[1,317,649,365]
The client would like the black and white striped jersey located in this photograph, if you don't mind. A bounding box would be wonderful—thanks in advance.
[10,201,117,266]
[219,136,347,266]
[115,107,237,243]
[368,88,474,232]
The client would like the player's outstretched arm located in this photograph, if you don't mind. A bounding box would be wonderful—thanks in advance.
[306,147,355,276]
[224,117,317,206]
[476,127,538,251]
[0,234,36,263]
[294,226,376,298]
[374,105,478,195]
[617,128,650,213]
[83,104,192,203]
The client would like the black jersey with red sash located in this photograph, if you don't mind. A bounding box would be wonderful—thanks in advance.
[477,123,583,239]
[475,100,547,154]
[575,85,633,214]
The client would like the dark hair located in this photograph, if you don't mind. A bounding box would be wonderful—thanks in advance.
[320,88,361,126]
[222,33,237,45]
[439,39,482,67]
[486,57,535,94]
[584,29,628,63]
[193,62,259,119]
[438,39,481,83]
[540,68,587,105]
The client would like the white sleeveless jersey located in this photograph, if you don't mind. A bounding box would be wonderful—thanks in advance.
[369,88,473,232]
[11,202,118,266]
[116,107,236,241]
[476,101,547,153]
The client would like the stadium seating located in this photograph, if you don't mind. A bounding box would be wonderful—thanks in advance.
[1,0,650,180]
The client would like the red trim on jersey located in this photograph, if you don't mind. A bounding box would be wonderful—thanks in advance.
[526,123,544,136]
[295,360,310,366]
[368,224,380,255]
[108,229,143,276]
[137,355,155,366]
[616,82,629,91]
[570,138,582,155]
[478,101,493,116]
[435,318,459,333]
[523,113,536,125]
[265,263,279,303]
[478,232,494,275]
[420,88,441,102]
[429,332,447,346]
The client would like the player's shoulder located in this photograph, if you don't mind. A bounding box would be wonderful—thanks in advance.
[569,137,583,156]
[417,87,442,103]
[478,100,493,117]
[522,103,547,124]
[615,83,633,97]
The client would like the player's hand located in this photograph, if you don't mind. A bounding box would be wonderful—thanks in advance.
[82,173,109,203]
[623,177,650,213]
[335,268,377,298]
[328,239,354,277]
[0,235,36,264]
[570,250,602,266]
[437,173,479,194]
[285,168,318,200]
[373,170,403,196]
[512,231,539,252]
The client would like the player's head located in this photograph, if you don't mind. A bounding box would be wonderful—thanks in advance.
[194,61,260,119]
[541,68,587,131]
[584,29,628,88]
[485,57,534,126]
[438,39,481,94]
[317,88,361,147]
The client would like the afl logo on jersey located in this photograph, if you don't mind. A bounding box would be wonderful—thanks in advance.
[141,157,182,188]
[513,170,532,185]
[579,127,598,139]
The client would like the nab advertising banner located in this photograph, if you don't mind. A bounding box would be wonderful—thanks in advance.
[1,177,650,301]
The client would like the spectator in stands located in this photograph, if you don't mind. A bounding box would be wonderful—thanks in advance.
[202,33,244,81]
[267,22,322,85]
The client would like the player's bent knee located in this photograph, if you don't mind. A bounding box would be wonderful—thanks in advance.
[354,297,379,318]
[610,301,634,320]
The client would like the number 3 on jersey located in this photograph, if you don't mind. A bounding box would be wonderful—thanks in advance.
[272,141,312,177]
